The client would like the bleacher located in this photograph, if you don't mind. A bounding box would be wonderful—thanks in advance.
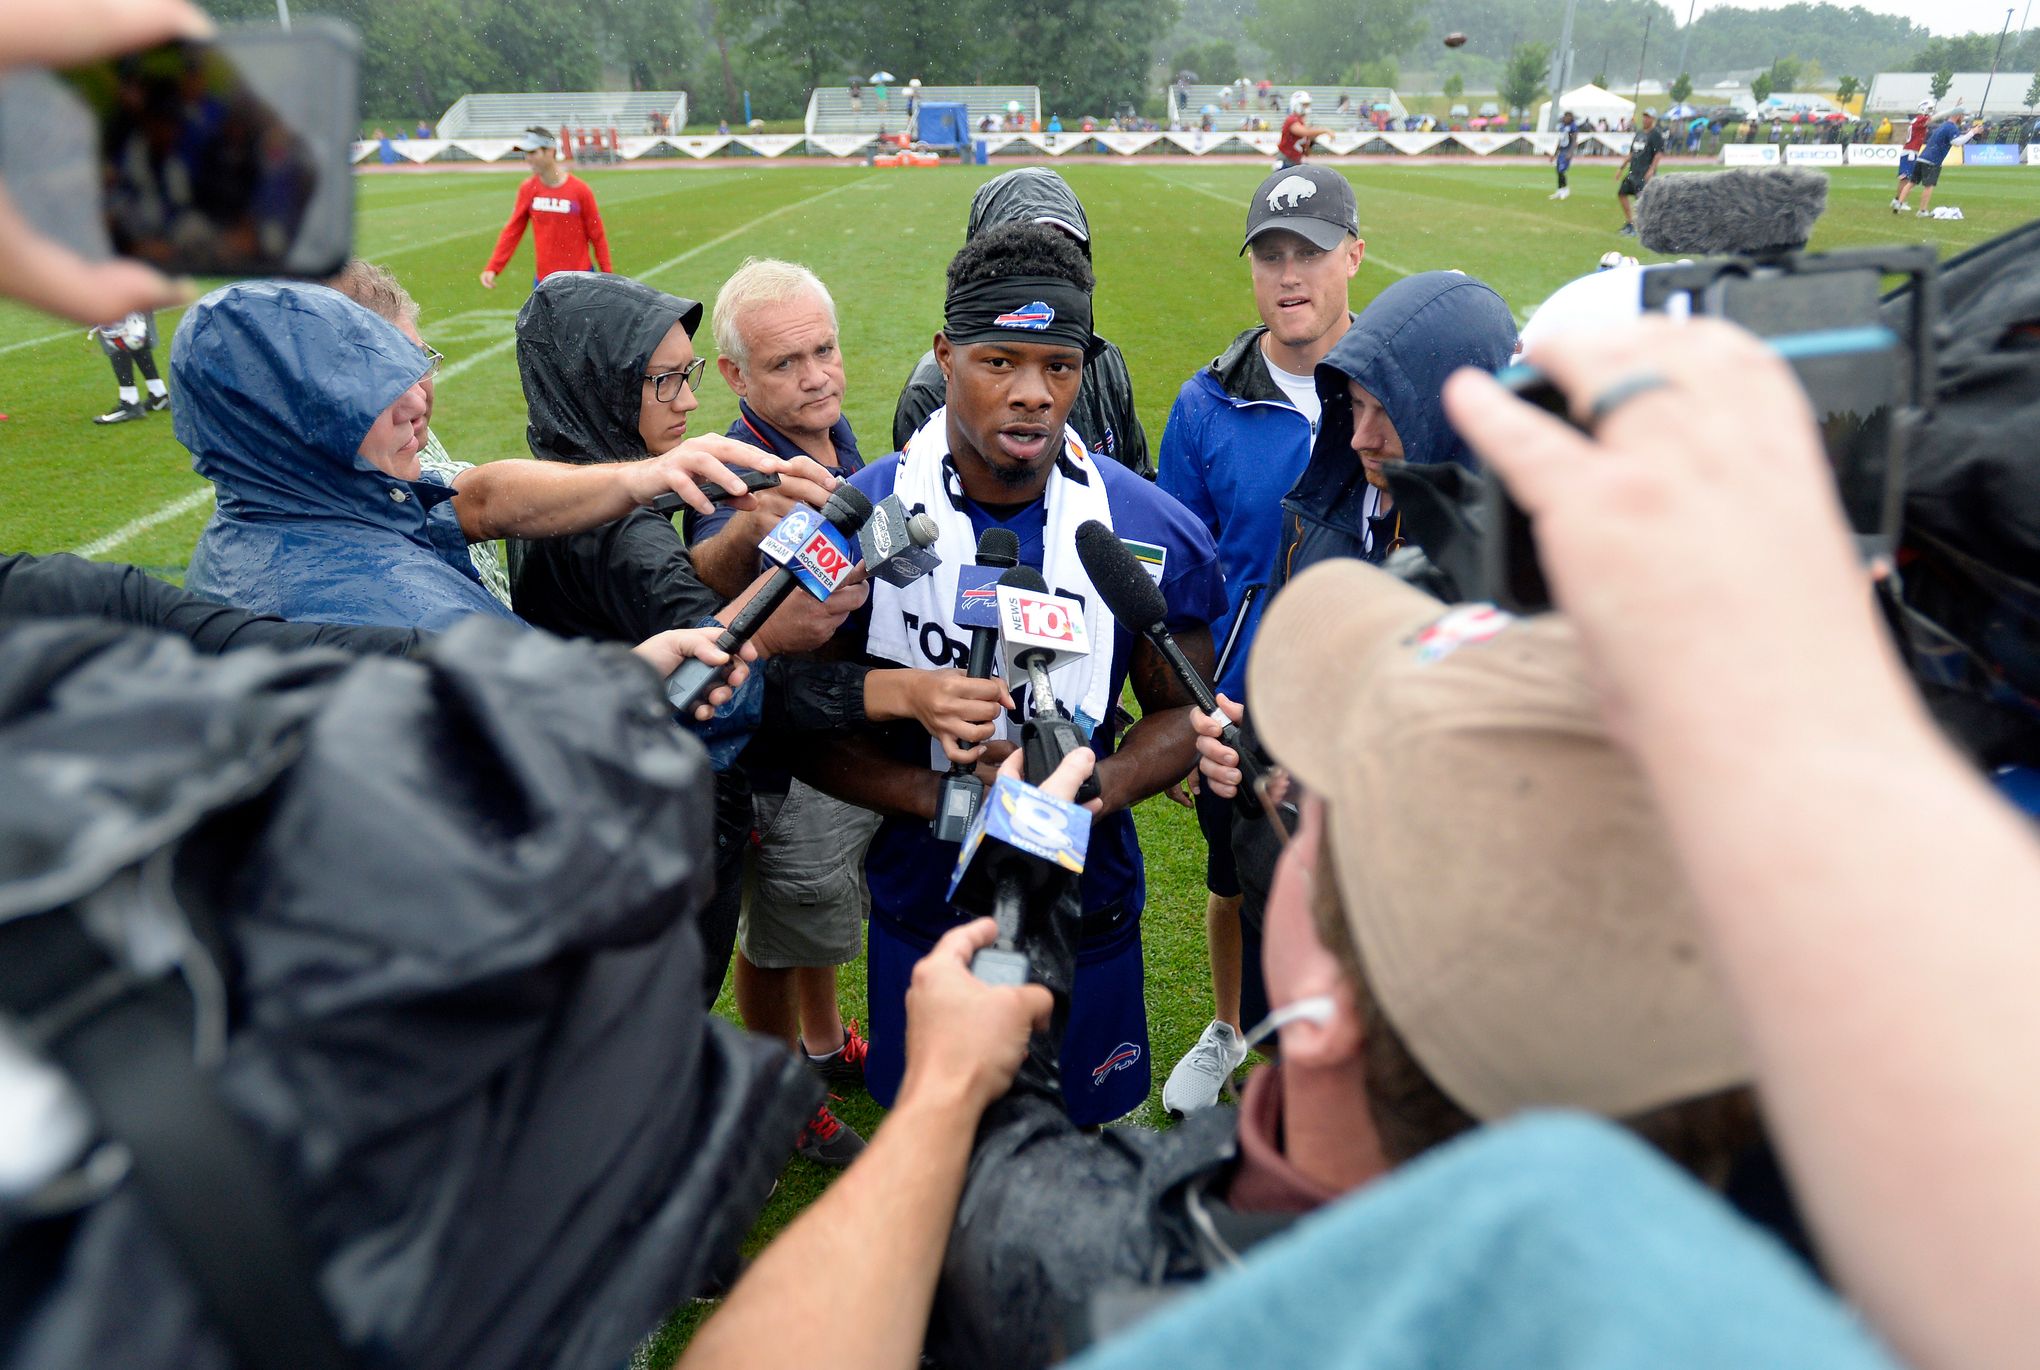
[1167,84,1406,131]
[437,91,688,138]
[804,85,1040,138]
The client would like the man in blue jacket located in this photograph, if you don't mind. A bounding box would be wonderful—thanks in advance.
[1154,163,1363,1115]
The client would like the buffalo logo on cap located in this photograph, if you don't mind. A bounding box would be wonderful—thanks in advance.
[1266,174,1318,211]
[993,301,1055,330]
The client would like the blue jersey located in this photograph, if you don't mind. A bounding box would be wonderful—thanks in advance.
[1921,119,1965,164]
[843,453,1224,942]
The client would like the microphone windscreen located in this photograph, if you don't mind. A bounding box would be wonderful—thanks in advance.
[976,527,1021,568]
[999,565,1047,593]
[1075,519,1167,630]
[1633,168,1827,256]
[906,512,940,549]
[821,483,875,533]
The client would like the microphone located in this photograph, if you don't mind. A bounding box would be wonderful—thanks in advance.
[1633,167,1828,258]
[948,772,1091,985]
[1074,519,1263,796]
[995,566,1100,803]
[931,528,1021,843]
[665,484,874,715]
[858,493,944,587]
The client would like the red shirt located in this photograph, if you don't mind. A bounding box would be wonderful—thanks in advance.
[484,174,612,280]
[1904,115,1930,152]
[1278,112,1311,161]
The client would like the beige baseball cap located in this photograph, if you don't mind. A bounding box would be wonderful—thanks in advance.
[1249,561,1750,1123]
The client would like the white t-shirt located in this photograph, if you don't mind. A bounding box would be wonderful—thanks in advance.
[1265,359,1322,433]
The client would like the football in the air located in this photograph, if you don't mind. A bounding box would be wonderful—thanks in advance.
[1443,31,1469,47]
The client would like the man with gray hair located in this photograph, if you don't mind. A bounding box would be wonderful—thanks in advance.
[694,256,880,1166]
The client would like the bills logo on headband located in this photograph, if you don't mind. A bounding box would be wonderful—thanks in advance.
[994,301,1055,331]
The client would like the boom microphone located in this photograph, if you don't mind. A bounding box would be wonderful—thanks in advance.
[665,484,874,715]
[1633,167,1828,258]
[932,528,1022,843]
[1074,519,1264,795]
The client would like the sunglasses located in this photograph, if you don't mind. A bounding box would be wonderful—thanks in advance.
[418,344,444,382]
[645,358,708,403]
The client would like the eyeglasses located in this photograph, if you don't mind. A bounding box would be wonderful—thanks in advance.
[1254,765,1311,847]
[417,344,444,382]
[645,358,707,403]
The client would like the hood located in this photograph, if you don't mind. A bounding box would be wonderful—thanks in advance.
[1313,271,1518,474]
[171,280,431,522]
[966,168,1091,255]
[517,272,703,464]
[1284,272,1516,553]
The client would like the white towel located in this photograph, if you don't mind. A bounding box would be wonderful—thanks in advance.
[867,407,1117,768]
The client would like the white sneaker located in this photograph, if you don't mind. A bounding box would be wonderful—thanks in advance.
[1163,1020,1248,1116]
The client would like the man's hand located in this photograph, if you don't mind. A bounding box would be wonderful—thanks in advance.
[625,434,784,517]
[1191,694,1247,799]
[1162,768,1200,809]
[478,269,499,289]
[899,919,1054,1115]
[1440,316,1895,745]
[997,743,1101,814]
[969,739,1018,790]
[874,669,1012,764]
[746,566,870,657]
[628,628,756,720]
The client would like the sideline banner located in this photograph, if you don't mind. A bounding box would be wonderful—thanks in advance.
[1722,143,1780,165]
[807,134,875,157]
[1784,144,1844,166]
[1452,132,1525,155]
[1846,143,1904,165]
[1585,133,1635,155]
[732,134,803,157]
[1380,132,1451,155]
[2027,144,2040,165]
[1094,132,1164,155]
[1963,143,2023,166]
[670,136,732,158]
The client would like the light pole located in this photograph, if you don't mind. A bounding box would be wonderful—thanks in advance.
[1673,0,1699,93]
[1548,0,1579,126]
[1633,11,1654,106]
[275,0,291,28]
[1979,7,2013,117]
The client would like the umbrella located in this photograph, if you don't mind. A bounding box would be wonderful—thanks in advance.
[1665,102,1697,117]
[869,71,895,83]
[1007,99,1022,113]
[1201,103,1219,115]
[1372,102,1391,111]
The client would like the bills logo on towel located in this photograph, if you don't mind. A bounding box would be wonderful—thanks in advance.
[994,301,1055,331]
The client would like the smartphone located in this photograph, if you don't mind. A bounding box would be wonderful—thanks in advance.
[1483,325,1908,614]
[0,22,359,278]
[648,469,783,516]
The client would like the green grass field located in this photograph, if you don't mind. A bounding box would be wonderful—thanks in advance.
[1,158,2026,1366]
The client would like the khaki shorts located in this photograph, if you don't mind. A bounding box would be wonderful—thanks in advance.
[737,780,881,969]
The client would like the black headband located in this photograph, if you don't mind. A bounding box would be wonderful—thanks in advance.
[943,275,1095,354]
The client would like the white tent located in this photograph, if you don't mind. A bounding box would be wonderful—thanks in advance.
[1537,83,1634,132]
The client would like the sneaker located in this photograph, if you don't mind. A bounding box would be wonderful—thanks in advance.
[143,392,170,413]
[1162,1020,1248,1118]
[800,1019,869,1091]
[1617,222,1638,237]
[794,1100,866,1167]
[93,402,146,425]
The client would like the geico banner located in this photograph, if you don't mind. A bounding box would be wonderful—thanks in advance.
[1722,143,1780,165]
[1784,144,1844,166]
[1846,143,1905,165]
[1962,143,2023,166]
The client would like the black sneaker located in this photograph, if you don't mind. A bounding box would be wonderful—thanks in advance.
[794,1101,866,1167]
[800,1019,870,1091]
[93,402,146,425]
[1617,222,1638,237]
[143,392,170,413]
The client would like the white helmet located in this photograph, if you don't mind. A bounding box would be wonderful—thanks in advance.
[1291,90,1311,112]
[1919,99,1937,114]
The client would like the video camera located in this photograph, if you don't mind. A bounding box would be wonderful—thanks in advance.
[1485,168,1940,613]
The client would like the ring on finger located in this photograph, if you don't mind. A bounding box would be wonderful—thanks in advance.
[1586,371,1675,430]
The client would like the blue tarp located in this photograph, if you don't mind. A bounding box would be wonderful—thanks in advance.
[918,101,970,148]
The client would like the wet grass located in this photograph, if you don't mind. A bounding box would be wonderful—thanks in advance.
[1,158,2027,1368]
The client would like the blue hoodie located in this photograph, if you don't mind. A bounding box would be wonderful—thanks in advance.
[1281,272,1517,582]
[179,282,519,631]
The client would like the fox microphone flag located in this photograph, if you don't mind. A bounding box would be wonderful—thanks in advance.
[665,485,874,714]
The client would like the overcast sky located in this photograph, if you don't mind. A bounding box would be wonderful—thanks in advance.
[1688,0,2033,40]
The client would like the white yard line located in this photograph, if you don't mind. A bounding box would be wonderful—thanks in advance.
[68,486,214,558]
[69,177,875,559]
